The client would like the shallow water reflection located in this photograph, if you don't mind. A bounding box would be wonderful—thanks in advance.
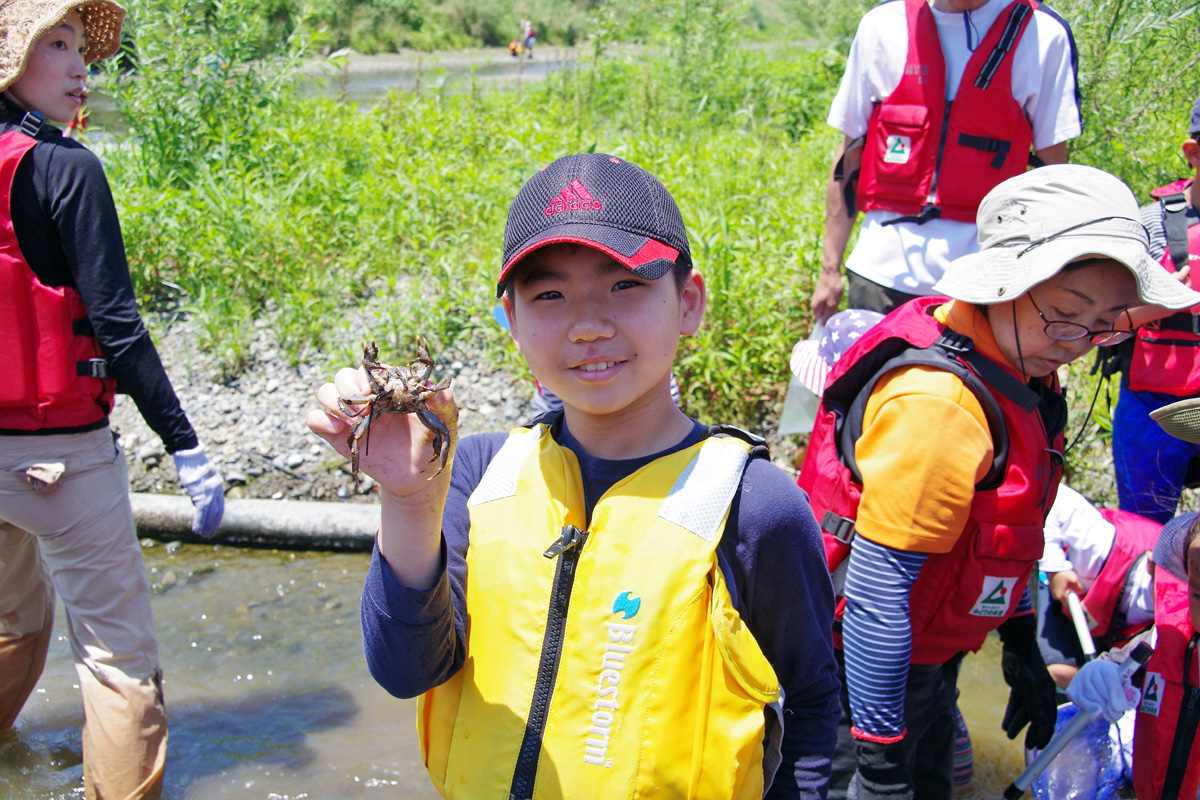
[5,542,1029,799]
[6,543,439,799]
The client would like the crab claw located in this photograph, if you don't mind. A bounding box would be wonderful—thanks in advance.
[416,401,458,480]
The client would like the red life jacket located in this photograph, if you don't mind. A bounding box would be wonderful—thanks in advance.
[1127,180,1200,395]
[1077,508,1159,646]
[1133,569,1200,800]
[0,125,115,430]
[856,0,1037,223]
[797,296,1063,664]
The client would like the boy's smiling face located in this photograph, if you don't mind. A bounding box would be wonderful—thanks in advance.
[5,9,88,125]
[503,243,704,443]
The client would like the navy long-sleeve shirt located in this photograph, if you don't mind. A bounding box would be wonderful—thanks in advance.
[1,104,197,451]
[361,416,841,798]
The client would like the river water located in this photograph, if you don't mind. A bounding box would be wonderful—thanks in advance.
[4,539,1030,799]
[83,47,575,134]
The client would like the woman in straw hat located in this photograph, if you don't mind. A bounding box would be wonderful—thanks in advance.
[797,163,1200,800]
[0,1,225,796]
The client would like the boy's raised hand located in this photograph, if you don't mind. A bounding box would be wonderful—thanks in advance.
[306,365,458,499]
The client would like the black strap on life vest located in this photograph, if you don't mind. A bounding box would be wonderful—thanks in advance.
[957,134,1011,170]
[880,206,942,227]
[835,330,1040,492]
[974,1,1031,90]
[1161,632,1200,800]
[834,134,867,219]
[1161,191,1191,275]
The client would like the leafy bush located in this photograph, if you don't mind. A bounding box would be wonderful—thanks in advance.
[101,0,1200,433]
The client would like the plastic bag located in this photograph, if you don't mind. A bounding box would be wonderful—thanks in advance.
[1031,702,1135,800]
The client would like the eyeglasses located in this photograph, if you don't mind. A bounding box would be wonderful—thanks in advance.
[1027,293,1134,346]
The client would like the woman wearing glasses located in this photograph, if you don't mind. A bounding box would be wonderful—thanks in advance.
[797,164,1200,800]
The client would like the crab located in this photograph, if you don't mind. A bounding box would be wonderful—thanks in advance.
[337,338,455,491]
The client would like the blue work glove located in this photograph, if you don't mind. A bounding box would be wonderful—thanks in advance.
[1067,658,1141,724]
[172,444,225,538]
[997,613,1058,750]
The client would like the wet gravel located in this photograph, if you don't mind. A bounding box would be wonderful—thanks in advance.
[111,314,805,505]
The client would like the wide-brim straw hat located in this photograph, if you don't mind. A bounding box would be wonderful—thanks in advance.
[934,164,1200,310]
[0,0,125,91]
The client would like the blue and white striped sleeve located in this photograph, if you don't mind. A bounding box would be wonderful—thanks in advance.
[842,536,928,741]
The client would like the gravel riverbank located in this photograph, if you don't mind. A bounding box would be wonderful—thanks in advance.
[113,314,803,508]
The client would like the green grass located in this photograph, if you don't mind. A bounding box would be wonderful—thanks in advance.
[100,0,1200,443]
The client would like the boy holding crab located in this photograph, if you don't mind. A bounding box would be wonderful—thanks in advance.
[308,152,840,799]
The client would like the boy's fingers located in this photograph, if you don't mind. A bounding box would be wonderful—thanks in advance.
[306,407,347,445]
[332,367,369,407]
[425,386,459,427]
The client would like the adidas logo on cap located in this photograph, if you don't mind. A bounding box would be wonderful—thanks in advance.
[544,179,604,217]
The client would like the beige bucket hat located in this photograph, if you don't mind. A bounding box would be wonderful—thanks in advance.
[934,164,1200,310]
[0,0,125,91]
[1151,396,1200,445]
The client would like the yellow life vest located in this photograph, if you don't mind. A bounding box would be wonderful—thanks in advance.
[418,424,782,799]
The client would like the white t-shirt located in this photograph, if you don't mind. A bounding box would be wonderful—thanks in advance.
[1041,485,1155,627]
[827,0,1082,294]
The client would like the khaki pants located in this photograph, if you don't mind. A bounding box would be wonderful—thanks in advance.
[0,427,166,800]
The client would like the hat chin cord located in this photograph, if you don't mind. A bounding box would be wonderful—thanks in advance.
[1011,301,1028,380]
[1012,297,1101,457]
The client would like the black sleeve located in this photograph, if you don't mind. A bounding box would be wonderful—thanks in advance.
[14,135,198,451]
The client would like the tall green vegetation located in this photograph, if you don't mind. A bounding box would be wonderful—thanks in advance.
[102,0,1200,435]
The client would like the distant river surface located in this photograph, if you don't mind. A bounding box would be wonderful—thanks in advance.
[84,47,577,134]
[4,540,1030,799]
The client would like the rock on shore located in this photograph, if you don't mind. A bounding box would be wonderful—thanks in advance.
[113,313,803,507]
[111,315,537,505]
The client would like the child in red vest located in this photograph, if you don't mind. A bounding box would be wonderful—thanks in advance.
[1037,484,1159,688]
[1127,396,1200,800]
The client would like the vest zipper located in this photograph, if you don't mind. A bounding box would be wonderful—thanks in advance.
[509,524,590,800]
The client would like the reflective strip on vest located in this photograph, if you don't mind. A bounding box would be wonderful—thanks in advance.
[423,426,780,799]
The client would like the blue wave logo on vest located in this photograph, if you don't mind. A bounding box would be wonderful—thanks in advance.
[612,591,641,619]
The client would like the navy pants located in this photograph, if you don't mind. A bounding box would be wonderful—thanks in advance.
[1112,380,1200,524]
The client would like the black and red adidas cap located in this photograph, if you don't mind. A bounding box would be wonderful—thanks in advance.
[497,153,692,297]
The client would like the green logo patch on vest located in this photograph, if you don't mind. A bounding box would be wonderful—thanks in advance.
[969,576,1017,617]
[884,135,912,164]
[1140,672,1165,717]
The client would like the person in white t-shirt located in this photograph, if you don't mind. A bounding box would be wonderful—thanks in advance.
[1037,485,1158,687]
[810,0,1082,323]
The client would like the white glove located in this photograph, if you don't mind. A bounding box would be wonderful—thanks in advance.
[1066,658,1141,723]
[172,444,225,538]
